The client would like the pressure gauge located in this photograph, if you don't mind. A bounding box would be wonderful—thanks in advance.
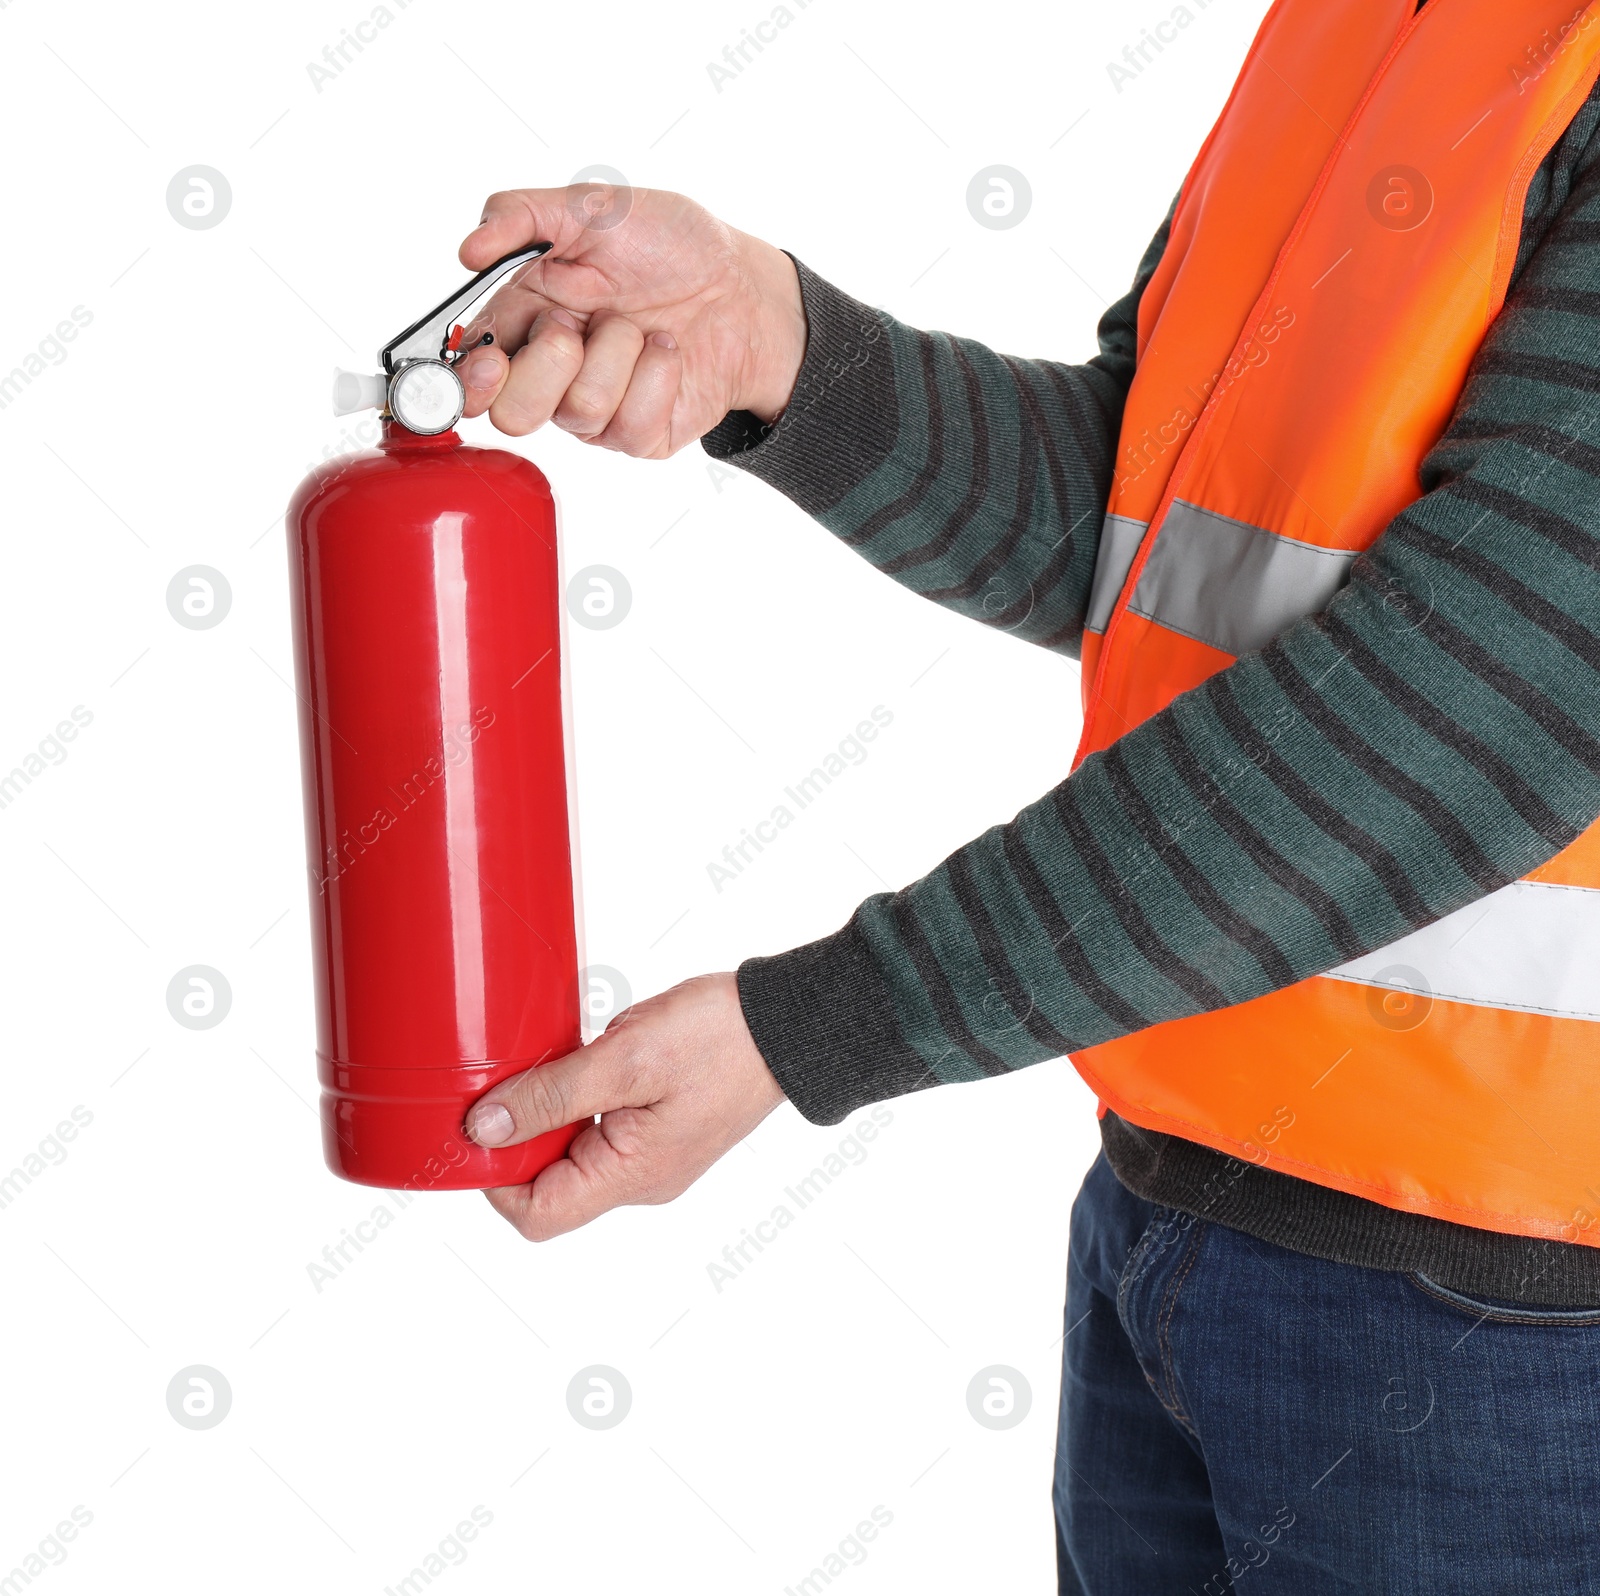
[387,360,465,436]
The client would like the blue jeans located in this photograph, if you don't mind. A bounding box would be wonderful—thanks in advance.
[1054,1152,1600,1594]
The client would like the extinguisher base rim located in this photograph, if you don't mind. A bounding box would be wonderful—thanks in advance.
[317,1052,582,1192]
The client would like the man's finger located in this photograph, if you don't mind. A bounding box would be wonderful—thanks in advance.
[459,344,509,417]
[482,1118,647,1240]
[553,313,646,440]
[466,1029,644,1149]
[487,308,587,436]
[597,332,682,458]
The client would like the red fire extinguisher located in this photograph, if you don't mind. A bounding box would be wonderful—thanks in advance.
[286,244,584,1190]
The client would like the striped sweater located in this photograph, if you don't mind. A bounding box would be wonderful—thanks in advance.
[706,79,1600,1306]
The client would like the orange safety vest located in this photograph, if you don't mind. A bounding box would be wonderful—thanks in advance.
[1073,0,1600,1246]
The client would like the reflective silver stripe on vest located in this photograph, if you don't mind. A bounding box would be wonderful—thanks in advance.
[1085,513,1148,635]
[1325,879,1600,1023]
[1127,499,1358,657]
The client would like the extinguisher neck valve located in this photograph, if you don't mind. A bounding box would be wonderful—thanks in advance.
[327,243,553,430]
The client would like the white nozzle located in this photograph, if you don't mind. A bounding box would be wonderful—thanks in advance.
[332,369,387,417]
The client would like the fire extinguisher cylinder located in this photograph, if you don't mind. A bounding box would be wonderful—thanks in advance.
[286,246,585,1191]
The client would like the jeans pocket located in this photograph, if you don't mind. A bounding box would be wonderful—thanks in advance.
[1406,1271,1600,1325]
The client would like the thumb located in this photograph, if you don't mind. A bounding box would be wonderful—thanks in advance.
[460,186,586,271]
[465,1032,642,1148]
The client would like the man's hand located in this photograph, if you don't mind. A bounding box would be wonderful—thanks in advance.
[455,184,807,456]
[466,973,787,1240]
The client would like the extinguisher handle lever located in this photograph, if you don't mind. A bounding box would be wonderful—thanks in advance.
[380,241,556,373]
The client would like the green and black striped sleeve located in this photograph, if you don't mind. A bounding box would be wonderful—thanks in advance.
[712,102,1600,1125]
[704,210,1174,657]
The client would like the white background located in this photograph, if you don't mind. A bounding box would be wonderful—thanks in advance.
[0,0,1268,1589]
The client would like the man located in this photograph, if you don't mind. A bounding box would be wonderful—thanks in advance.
[455,0,1600,1585]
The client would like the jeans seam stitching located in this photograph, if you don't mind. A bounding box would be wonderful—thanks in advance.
[1156,1221,1207,1436]
[1115,1208,1167,1328]
[1115,1209,1180,1424]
